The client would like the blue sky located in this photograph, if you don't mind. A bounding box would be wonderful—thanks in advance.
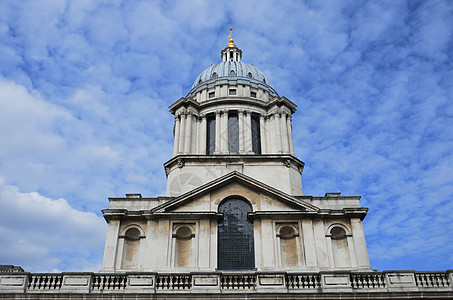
[0,0,452,272]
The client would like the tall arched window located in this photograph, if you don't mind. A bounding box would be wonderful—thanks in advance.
[218,198,255,270]
[206,115,216,155]
[251,114,261,154]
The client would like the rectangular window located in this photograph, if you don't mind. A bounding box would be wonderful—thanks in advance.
[207,116,216,154]
[209,92,215,98]
[228,113,239,153]
[229,89,236,95]
[251,114,261,154]
[251,91,257,98]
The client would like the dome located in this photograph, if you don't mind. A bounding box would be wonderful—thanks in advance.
[187,61,277,98]
[191,61,272,90]
[186,30,278,98]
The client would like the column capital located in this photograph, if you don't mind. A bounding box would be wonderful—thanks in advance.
[244,109,252,116]
[215,110,221,115]
[238,109,245,115]
[199,113,206,119]
[222,109,229,115]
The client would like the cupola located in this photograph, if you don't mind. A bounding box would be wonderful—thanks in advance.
[220,28,242,62]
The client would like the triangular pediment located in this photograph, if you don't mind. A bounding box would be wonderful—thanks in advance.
[152,171,319,213]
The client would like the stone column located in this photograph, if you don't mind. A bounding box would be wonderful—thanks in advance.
[195,116,200,154]
[281,112,289,153]
[200,114,207,154]
[287,115,295,155]
[173,115,180,156]
[245,110,253,153]
[215,110,221,154]
[351,218,370,270]
[184,112,192,154]
[101,220,121,271]
[275,111,283,153]
[178,111,185,154]
[259,114,267,154]
[301,219,317,268]
[238,110,245,154]
[222,109,229,154]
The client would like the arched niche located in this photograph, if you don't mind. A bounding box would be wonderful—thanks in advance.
[120,225,145,270]
[326,224,352,268]
[276,224,301,267]
[172,224,196,267]
[217,197,255,270]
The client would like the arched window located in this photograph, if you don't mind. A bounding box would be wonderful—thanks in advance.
[121,227,142,270]
[228,112,239,153]
[211,72,218,79]
[206,115,216,154]
[251,114,261,154]
[248,72,253,78]
[229,70,236,76]
[218,198,254,270]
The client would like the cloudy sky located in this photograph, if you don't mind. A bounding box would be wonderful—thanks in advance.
[0,0,452,273]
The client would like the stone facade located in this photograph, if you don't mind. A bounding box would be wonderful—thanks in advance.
[100,34,371,274]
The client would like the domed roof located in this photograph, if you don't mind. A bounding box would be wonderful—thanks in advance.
[190,61,272,90]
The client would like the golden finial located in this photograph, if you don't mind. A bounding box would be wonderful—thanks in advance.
[227,27,236,47]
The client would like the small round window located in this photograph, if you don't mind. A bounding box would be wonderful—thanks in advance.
[248,72,253,78]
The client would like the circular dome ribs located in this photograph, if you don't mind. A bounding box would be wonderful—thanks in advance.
[187,61,277,99]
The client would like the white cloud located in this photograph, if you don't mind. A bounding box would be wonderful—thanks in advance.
[0,179,106,272]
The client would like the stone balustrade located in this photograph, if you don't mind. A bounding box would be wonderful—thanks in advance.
[1,270,452,298]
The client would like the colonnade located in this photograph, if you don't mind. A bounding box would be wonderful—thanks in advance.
[173,108,295,156]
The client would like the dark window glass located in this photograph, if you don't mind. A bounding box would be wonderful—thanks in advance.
[228,113,239,153]
[209,92,215,98]
[251,91,257,98]
[207,115,216,154]
[251,114,261,154]
[218,199,254,270]
[229,89,236,95]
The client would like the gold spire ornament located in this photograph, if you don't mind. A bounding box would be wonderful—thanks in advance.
[227,27,236,47]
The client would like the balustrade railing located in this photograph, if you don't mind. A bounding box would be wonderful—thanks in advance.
[351,273,386,289]
[0,270,451,295]
[415,272,450,288]
[156,274,191,290]
[92,274,127,290]
[27,274,62,290]
[286,274,320,289]
[221,274,256,289]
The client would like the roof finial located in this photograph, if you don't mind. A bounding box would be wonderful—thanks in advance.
[227,27,236,47]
